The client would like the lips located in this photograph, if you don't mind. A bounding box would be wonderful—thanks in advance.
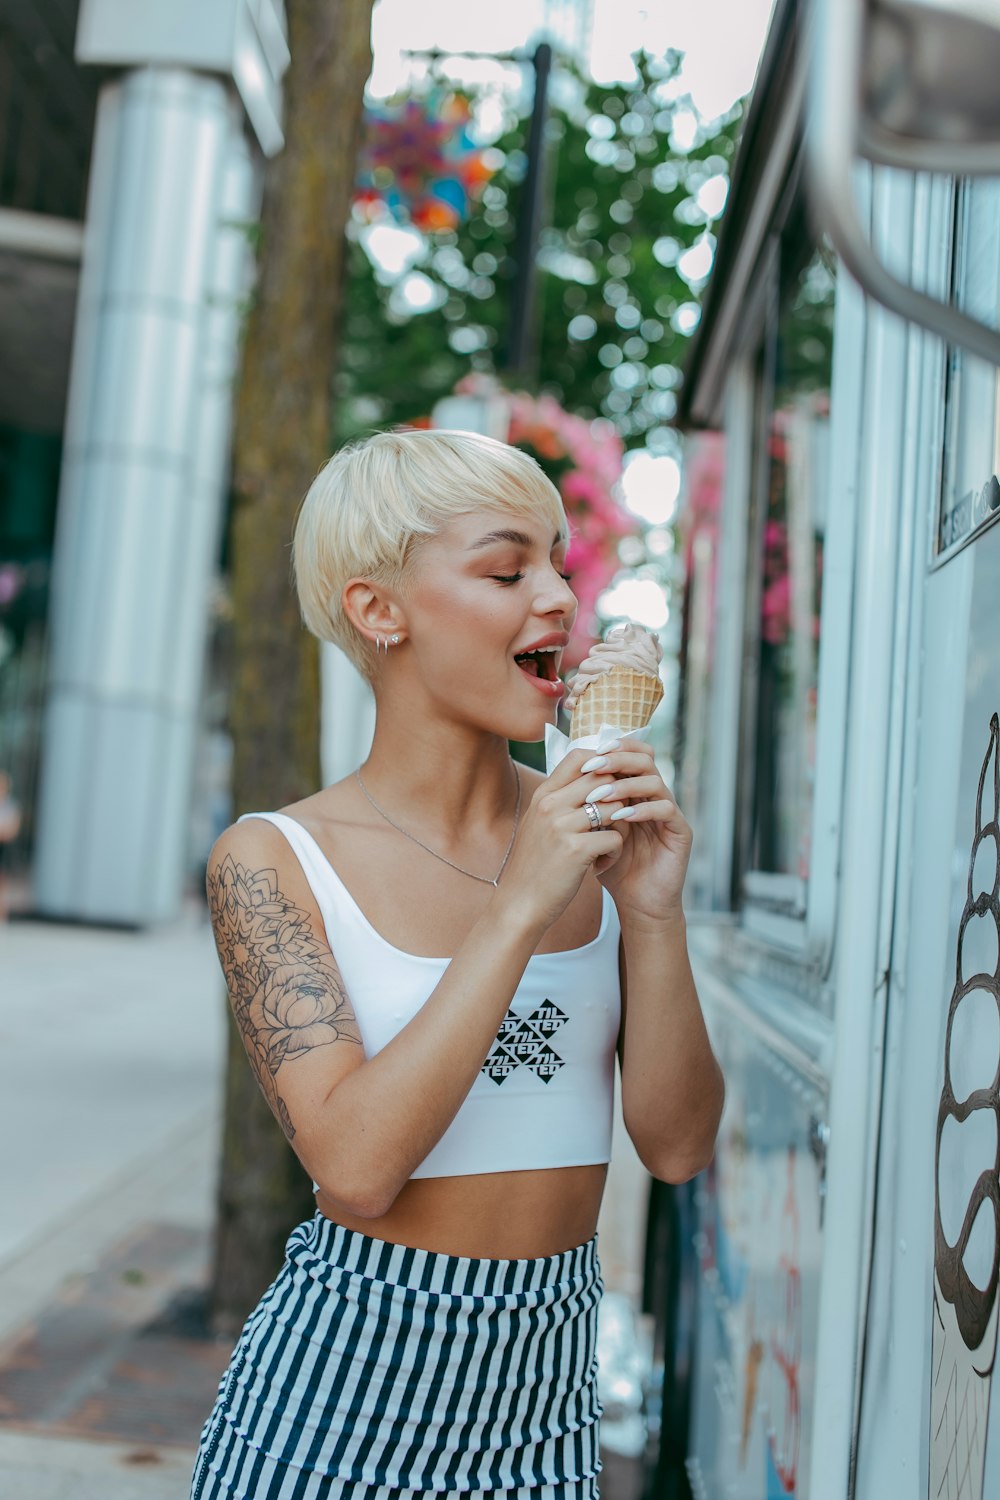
[514,650,559,682]
[513,652,565,700]
[511,632,568,702]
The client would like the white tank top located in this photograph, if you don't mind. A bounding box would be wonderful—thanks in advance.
[237,810,621,1179]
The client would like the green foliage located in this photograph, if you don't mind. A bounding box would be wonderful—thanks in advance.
[335,53,743,449]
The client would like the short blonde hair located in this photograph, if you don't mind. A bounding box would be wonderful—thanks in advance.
[292,428,568,683]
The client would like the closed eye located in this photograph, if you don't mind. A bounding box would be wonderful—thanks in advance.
[490,571,573,586]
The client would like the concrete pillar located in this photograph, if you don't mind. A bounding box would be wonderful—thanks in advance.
[33,70,257,922]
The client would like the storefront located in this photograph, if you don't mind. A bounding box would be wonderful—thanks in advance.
[653,1,1000,1494]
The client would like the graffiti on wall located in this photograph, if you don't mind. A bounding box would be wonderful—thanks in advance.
[931,713,1000,1500]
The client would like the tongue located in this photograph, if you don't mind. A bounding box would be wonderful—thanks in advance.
[516,657,541,678]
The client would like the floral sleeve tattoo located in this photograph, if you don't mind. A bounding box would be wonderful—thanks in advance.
[207,852,362,1140]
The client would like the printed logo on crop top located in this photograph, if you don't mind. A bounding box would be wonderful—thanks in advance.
[480,1001,567,1084]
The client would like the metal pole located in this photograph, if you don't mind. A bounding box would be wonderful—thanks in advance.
[506,41,552,380]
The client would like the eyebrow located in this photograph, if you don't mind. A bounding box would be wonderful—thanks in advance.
[466,528,566,551]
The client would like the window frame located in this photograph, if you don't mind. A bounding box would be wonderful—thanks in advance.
[734,212,837,953]
[933,179,1000,568]
[715,177,866,969]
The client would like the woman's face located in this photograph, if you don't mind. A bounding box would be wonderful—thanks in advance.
[399,507,578,741]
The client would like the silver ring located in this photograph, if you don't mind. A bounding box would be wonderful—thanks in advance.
[584,801,603,831]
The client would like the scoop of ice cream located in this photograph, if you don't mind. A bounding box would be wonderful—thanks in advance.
[564,622,662,713]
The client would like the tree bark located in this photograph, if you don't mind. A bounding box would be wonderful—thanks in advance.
[210,0,375,1335]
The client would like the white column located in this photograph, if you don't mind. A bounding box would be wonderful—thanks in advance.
[33,70,255,922]
[320,645,377,788]
[161,106,260,912]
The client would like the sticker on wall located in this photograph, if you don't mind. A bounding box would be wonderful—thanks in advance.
[931,713,1000,1500]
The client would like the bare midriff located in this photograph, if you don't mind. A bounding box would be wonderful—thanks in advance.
[315,1163,609,1260]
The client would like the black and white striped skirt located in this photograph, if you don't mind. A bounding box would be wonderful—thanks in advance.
[190,1212,604,1498]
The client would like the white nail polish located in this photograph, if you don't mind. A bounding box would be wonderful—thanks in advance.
[580,755,609,773]
[610,807,635,821]
[585,784,617,804]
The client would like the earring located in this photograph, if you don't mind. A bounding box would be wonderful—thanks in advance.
[390,634,399,646]
[375,635,383,654]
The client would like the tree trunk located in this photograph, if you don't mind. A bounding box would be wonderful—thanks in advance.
[210,0,375,1336]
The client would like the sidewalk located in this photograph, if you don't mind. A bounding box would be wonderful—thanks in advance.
[0,898,228,1497]
[0,898,649,1499]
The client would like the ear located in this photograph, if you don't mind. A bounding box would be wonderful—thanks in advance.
[341,577,407,650]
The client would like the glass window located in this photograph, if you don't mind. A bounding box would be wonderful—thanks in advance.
[938,182,1000,559]
[676,429,725,903]
[741,229,835,906]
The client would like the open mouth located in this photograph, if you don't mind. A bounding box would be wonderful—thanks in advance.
[514,647,560,683]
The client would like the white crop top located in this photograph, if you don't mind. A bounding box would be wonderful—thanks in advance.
[237,810,622,1179]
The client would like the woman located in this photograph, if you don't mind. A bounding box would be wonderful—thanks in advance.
[191,429,724,1499]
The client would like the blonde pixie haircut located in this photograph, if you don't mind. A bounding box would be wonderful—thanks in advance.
[292,428,569,684]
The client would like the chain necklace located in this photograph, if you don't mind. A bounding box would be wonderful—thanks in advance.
[355,759,522,888]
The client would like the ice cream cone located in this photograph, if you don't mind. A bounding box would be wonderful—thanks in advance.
[570,665,663,740]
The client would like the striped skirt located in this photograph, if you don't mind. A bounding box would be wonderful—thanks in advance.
[190,1212,604,1498]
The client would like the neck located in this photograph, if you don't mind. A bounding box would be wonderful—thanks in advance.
[359,715,520,845]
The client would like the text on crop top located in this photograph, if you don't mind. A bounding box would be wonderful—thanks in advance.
[237,810,622,1178]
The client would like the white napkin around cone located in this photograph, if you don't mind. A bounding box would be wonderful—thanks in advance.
[544,721,652,775]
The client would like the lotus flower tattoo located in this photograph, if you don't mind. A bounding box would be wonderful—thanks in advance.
[207,851,361,1139]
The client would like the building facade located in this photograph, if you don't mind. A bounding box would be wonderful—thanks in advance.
[0,0,287,923]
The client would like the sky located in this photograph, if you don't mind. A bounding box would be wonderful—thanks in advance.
[370,0,775,121]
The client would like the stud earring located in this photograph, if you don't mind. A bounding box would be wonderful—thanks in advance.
[390,634,399,646]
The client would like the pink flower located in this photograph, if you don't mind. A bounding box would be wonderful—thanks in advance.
[761,575,791,645]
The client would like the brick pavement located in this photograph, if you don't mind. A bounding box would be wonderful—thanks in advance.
[0,1223,231,1453]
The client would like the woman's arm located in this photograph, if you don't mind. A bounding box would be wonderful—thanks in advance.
[616,913,725,1183]
[208,753,623,1218]
[559,739,723,1181]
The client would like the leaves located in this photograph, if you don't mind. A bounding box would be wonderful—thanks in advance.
[335,53,743,448]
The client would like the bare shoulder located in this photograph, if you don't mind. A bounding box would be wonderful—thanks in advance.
[207,774,353,867]
[204,813,346,993]
[205,813,335,956]
[274,777,358,834]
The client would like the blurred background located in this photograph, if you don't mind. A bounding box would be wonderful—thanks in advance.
[0,2,774,1496]
[0,0,772,922]
[9,4,1000,1500]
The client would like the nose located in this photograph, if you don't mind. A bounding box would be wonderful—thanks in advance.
[537,564,578,622]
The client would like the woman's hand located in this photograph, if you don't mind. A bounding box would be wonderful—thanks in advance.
[574,742,692,922]
[495,749,628,938]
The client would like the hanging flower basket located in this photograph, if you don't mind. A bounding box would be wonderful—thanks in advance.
[355,91,497,233]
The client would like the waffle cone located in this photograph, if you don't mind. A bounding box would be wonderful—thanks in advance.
[570,666,664,740]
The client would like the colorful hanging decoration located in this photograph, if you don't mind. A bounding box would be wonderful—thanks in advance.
[355,92,496,233]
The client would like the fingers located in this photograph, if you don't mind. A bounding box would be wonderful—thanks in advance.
[582,830,626,859]
[543,743,674,834]
[611,798,691,837]
[545,738,653,788]
[543,745,619,791]
[591,773,666,803]
[580,799,625,831]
